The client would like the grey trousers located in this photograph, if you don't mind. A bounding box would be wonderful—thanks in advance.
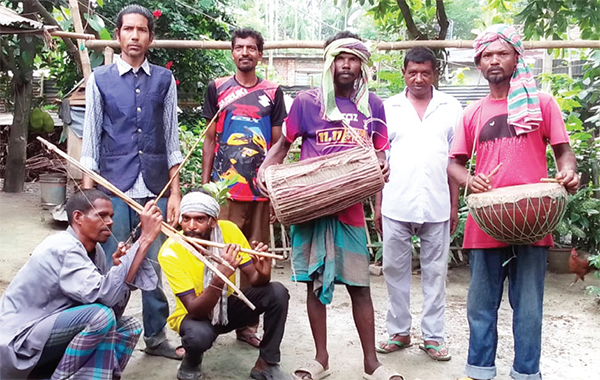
[382,216,450,342]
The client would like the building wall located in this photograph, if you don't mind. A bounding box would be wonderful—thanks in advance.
[271,55,323,86]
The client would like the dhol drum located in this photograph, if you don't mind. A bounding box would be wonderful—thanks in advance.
[264,145,384,226]
[466,182,568,245]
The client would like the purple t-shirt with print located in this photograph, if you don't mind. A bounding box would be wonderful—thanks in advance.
[284,88,389,226]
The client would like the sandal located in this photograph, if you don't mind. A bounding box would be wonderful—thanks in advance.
[291,359,331,380]
[250,364,288,380]
[419,342,452,361]
[236,331,262,348]
[363,366,404,380]
[376,335,412,354]
[144,341,185,361]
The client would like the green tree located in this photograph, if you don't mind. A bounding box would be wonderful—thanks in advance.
[517,0,600,40]
[98,0,234,102]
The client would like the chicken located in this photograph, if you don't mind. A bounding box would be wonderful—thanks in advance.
[568,248,595,286]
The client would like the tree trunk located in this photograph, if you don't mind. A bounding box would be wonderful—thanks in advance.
[3,68,34,193]
[3,3,37,193]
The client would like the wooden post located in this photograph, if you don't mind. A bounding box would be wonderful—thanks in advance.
[67,0,92,182]
[104,46,114,65]
[68,0,92,79]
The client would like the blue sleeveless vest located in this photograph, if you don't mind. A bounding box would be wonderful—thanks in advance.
[93,63,172,195]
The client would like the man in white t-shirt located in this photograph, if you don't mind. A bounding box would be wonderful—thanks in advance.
[375,47,462,361]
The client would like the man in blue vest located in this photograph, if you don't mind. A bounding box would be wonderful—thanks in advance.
[81,4,184,360]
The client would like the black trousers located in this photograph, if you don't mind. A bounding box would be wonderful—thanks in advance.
[179,282,289,366]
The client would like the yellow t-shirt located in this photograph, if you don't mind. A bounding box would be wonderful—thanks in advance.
[158,220,252,333]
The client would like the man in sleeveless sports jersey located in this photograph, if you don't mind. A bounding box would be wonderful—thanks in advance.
[202,27,287,348]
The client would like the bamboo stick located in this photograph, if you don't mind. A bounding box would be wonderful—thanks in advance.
[488,163,502,178]
[186,237,286,261]
[86,38,600,51]
[37,137,256,310]
[154,110,221,201]
[541,178,560,183]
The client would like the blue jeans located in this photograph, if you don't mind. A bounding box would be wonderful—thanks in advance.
[466,246,547,380]
[102,196,169,346]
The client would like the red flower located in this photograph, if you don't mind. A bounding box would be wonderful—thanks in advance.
[153,9,162,18]
[175,79,180,85]
[165,61,173,70]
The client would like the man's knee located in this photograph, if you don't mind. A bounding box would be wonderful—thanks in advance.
[266,281,290,304]
[85,304,117,335]
[180,322,216,353]
[347,285,372,304]
[118,315,143,337]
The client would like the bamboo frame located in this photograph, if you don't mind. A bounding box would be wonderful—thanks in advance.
[85,39,600,51]
[37,137,256,311]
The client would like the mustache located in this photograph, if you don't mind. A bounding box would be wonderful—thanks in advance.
[183,230,208,239]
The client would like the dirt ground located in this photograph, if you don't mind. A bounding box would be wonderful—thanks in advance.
[1,183,599,380]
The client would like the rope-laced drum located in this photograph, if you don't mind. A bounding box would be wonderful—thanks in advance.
[466,182,568,245]
[264,145,385,226]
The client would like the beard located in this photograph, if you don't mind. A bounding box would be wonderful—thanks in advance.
[236,62,256,73]
[184,229,211,241]
[484,69,512,84]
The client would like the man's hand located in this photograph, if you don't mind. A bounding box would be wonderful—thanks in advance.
[257,166,270,197]
[215,244,243,280]
[378,158,390,182]
[468,173,493,193]
[250,241,272,278]
[166,191,181,227]
[269,203,278,224]
[112,242,131,266]
[450,205,459,236]
[374,205,383,235]
[555,169,579,194]
[139,200,163,243]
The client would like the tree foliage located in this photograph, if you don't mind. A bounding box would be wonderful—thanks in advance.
[517,0,600,40]
[88,0,235,103]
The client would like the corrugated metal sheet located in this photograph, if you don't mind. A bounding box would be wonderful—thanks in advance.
[0,5,44,33]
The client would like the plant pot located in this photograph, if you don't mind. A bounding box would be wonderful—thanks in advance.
[547,247,571,274]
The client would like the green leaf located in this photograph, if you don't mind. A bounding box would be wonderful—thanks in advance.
[96,0,104,7]
[99,28,112,40]
[84,13,105,32]
[21,51,31,66]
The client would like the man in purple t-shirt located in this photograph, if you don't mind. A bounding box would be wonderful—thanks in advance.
[258,32,402,380]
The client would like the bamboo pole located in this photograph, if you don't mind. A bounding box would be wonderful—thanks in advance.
[86,38,600,51]
[37,137,256,311]
[50,30,96,40]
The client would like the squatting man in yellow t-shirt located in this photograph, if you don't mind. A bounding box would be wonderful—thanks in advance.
[158,191,290,380]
